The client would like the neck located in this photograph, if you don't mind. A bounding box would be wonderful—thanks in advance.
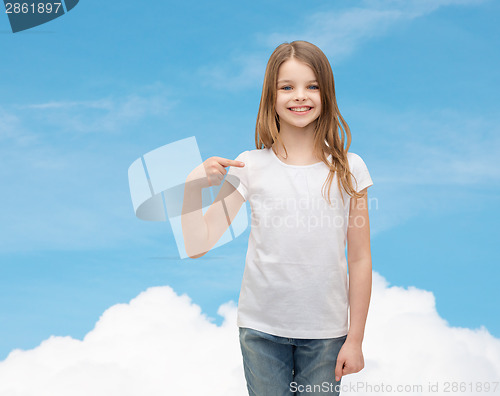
[273,122,318,160]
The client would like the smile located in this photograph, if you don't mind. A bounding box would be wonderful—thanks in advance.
[288,106,312,114]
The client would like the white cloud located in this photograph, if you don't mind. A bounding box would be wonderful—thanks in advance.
[0,271,498,396]
[198,52,268,91]
[0,85,177,253]
[201,0,485,89]
[0,287,246,396]
[14,88,176,134]
[359,106,500,187]
[270,0,486,57]
[346,104,500,235]
[0,106,37,146]
[362,0,486,15]
[266,7,404,61]
[354,272,500,395]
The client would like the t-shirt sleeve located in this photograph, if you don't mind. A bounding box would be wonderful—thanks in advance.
[225,150,249,201]
[349,152,374,193]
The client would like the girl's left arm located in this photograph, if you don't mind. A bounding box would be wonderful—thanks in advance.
[335,188,372,381]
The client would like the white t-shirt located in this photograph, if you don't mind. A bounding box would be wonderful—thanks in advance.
[225,147,373,339]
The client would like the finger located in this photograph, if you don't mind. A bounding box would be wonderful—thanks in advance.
[342,364,353,376]
[212,162,227,176]
[216,157,245,168]
[335,360,344,382]
[206,169,224,186]
[214,174,224,184]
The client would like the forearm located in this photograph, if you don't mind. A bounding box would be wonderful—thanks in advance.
[181,181,209,258]
[346,258,372,344]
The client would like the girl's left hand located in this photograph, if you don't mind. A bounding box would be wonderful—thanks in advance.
[334,339,365,381]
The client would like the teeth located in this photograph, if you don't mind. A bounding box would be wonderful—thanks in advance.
[289,107,311,112]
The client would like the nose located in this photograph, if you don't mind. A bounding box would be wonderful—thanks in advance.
[294,88,308,101]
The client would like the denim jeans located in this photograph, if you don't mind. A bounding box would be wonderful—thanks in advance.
[239,327,347,396]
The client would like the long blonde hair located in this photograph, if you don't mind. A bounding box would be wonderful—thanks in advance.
[255,40,364,205]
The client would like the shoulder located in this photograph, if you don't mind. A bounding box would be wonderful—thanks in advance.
[347,152,361,170]
[347,151,363,163]
[235,147,273,164]
[347,151,369,169]
[247,147,272,158]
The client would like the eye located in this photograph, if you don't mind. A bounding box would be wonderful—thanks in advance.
[308,85,319,90]
[280,86,292,91]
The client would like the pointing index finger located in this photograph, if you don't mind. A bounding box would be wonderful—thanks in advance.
[220,158,245,168]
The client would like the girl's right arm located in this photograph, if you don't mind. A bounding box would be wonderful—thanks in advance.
[181,157,245,259]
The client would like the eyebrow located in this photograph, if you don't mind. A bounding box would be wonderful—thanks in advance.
[277,79,318,84]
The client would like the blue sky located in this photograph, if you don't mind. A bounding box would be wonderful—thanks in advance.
[0,0,499,361]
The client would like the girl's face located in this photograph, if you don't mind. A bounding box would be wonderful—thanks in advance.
[275,58,322,130]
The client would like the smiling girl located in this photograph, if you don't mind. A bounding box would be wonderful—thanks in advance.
[182,40,374,395]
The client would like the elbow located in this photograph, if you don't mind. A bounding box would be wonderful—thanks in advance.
[185,244,210,259]
[186,251,207,259]
[182,232,208,259]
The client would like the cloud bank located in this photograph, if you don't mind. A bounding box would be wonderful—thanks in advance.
[0,287,245,396]
[0,271,498,396]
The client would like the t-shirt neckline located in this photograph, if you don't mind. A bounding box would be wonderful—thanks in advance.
[269,147,332,169]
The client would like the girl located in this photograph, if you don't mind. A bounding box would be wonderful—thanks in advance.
[181,40,373,395]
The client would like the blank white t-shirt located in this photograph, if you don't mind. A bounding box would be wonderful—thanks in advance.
[225,147,373,339]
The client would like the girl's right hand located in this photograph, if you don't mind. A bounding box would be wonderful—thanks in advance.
[186,156,245,189]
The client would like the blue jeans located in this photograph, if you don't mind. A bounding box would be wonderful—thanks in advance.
[239,327,347,396]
